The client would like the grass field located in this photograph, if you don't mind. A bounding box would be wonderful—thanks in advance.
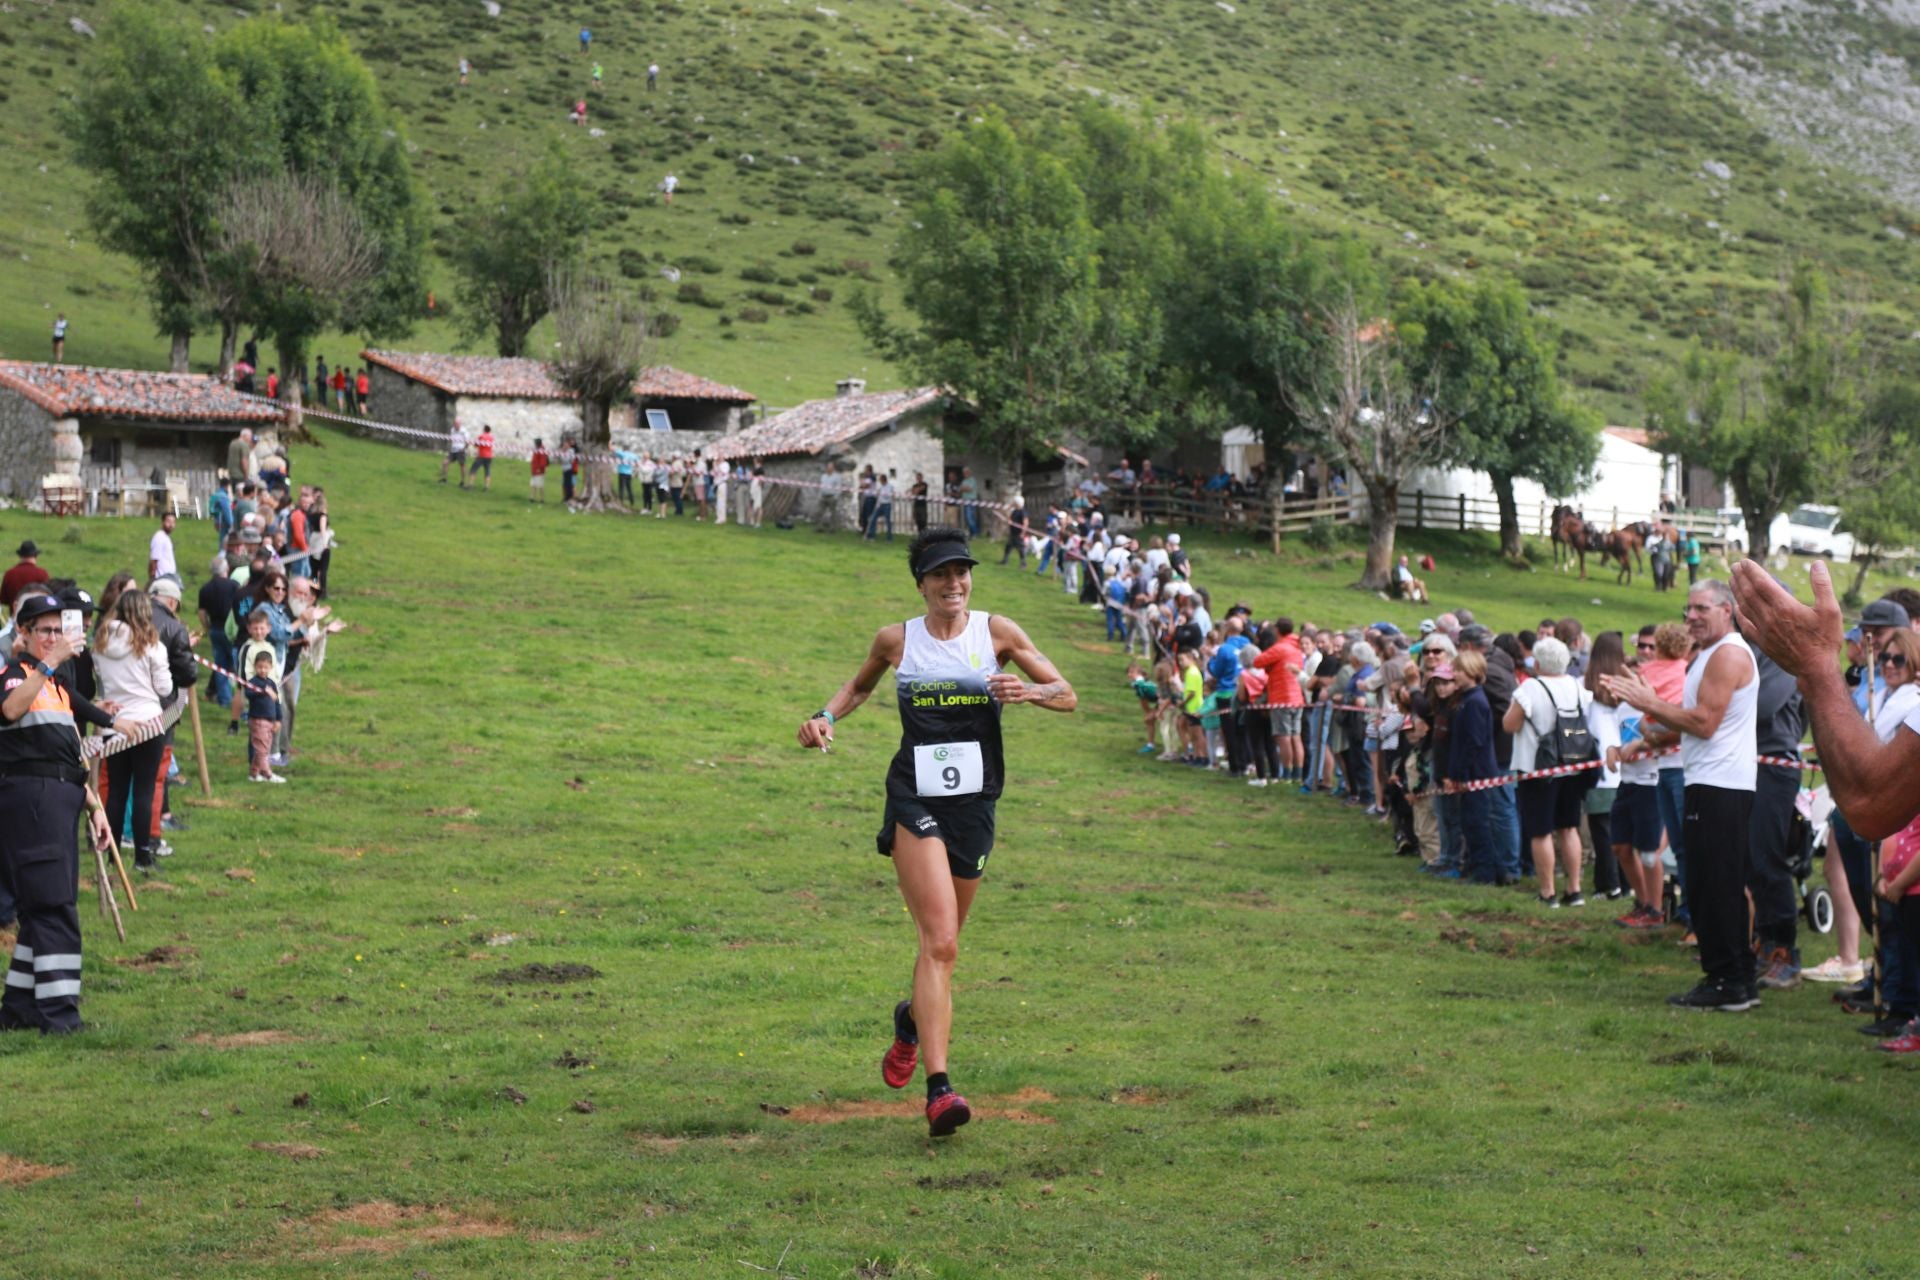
[0,428,1916,1278]
[5,1,1920,415]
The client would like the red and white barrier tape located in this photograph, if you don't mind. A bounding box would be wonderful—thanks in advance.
[81,697,180,761]
[237,392,1025,514]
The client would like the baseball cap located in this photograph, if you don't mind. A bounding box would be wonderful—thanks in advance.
[1167,533,1181,546]
[1859,599,1911,630]
[1429,662,1457,681]
[1845,625,1863,642]
[1418,619,1437,635]
[59,586,97,616]
[13,594,63,626]
[149,577,183,603]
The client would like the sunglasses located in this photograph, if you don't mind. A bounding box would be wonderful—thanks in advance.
[1635,642,1656,651]
[1880,652,1908,669]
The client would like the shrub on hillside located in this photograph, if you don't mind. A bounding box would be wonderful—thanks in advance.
[790,239,817,255]
[737,307,770,324]
[739,265,779,284]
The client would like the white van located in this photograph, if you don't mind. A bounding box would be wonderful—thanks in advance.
[1786,504,1855,562]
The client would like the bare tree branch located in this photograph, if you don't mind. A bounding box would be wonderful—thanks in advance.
[548,268,653,510]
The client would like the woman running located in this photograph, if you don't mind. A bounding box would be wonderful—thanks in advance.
[796,526,1076,1137]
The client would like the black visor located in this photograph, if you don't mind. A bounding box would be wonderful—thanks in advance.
[914,541,979,580]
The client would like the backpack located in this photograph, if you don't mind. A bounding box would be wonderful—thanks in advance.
[1532,679,1596,769]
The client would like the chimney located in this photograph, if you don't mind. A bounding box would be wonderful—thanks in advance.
[835,377,867,398]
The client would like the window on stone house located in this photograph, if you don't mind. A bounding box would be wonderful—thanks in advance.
[89,434,121,467]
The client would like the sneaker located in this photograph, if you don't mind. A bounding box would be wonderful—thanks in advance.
[1876,1029,1920,1054]
[1615,905,1650,927]
[1537,893,1560,909]
[1137,743,1158,755]
[1561,891,1586,908]
[1624,908,1668,930]
[264,772,288,784]
[880,1000,918,1089]
[1803,956,1867,985]
[1857,1014,1909,1037]
[1604,887,1627,900]
[160,814,189,832]
[1247,778,1268,788]
[226,721,239,737]
[1677,931,1698,948]
[1666,979,1760,1012]
[151,840,174,859]
[926,1090,972,1138]
[1757,947,1801,991]
[268,753,291,769]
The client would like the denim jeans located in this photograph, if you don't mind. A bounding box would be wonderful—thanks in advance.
[1104,604,1125,641]
[1489,781,1522,878]
[1655,768,1688,919]
[208,630,237,708]
[1456,788,1495,880]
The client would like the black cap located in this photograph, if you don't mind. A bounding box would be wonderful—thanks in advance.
[59,586,96,616]
[16,540,38,558]
[913,540,979,580]
[13,594,64,626]
[1860,599,1911,630]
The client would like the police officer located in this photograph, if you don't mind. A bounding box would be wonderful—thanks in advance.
[1,593,131,1033]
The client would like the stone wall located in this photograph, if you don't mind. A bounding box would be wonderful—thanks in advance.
[366,365,454,449]
[453,394,582,456]
[760,411,945,531]
[0,391,56,501]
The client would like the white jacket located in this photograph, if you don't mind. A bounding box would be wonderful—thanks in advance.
[93,621,173,722]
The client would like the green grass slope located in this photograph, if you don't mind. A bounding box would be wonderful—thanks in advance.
[2,0,1918,411]
[0,431,1914,1277]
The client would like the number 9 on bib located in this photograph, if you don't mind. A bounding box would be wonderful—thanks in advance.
[914,741,983,797]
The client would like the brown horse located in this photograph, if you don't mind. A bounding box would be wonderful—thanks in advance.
[1612,524,1647,578]
[1551,504,1580,570]
[1599,528,1636,585]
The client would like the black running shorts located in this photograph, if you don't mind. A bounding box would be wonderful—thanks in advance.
[877,795,997,880]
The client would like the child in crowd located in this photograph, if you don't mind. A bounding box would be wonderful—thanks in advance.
[245,649,285,783]
[231,609,277,737]
[1127,662,1159,755]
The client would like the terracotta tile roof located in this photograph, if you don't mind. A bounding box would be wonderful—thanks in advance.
[0,361,284,424]
[1604,425,1652,447]
[362,349,572,399]
[710,386,944,460]
[633,366,755,403]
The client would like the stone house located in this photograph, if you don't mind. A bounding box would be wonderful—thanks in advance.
[708,380,946,530]
[0,361,283,511]
[361,350,753,455]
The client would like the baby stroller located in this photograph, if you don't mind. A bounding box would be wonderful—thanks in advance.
[1794,784,1835,935]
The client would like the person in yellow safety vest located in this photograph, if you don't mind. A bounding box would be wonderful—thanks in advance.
[0,593,132,1034]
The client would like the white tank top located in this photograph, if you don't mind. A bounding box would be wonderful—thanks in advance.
[1680,630,1757,791]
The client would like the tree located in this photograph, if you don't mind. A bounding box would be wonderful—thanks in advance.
[1646,265,1860,557]
[211,17,428,402]
[69,5,261,370]
[1164,175,1343,550]
[549,270,651,510]
[445,148,593,357]
[1396,276,1601,559]
[1838,380,1920,603]
[853,115,1107,475]
[1290,292,1455,590]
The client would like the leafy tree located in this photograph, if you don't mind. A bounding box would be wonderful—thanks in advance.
[1646,265,1859,557]
[1396,276,1601,559]
[1163,174,1343,549]
[1839,380,1920,603]
[210,17,427,401]
[1289,289,1456,590]
[69,5,260,370]
[549,269,651,510]
[853,115,1107,475]
[445,148,593,357]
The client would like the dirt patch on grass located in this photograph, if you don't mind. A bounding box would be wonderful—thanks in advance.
[251,1142,326,1161]
[777,1095,1056,1125]
[281,1201,515,1256]
[189,1030,302,1049]
[115,945,197,969]
[0,1154,72,1186]
[424,805,479,818]
[916,1169,1002,1190]
[1651,1044,1747,1067]
[479,962,601,987]
[630,1131,761,1154]
[1108,1085,1171,1105]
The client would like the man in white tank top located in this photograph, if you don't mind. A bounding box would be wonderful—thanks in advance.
[1605,580,1761,1011]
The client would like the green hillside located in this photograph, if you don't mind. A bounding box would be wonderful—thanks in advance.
[3,0,1917,412]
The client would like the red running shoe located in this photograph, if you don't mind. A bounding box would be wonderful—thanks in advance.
[1876,1031,1920,1054]
[926,1090,972,1137]
[881,999,918,1089]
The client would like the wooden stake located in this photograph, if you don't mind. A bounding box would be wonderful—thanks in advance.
[187,685,213,798]
[91,838,125,943]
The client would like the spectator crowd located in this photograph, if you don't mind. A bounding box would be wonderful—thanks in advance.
[1009,490,1920,1042]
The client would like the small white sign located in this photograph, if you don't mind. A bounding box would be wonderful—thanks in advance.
[913,741,983,797]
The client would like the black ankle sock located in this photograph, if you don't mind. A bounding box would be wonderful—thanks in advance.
[926,1072,951,1101]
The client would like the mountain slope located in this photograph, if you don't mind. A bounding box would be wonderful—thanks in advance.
[1,0,1914,414]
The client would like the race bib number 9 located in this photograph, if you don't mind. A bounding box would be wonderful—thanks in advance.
[914,741,983,797]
